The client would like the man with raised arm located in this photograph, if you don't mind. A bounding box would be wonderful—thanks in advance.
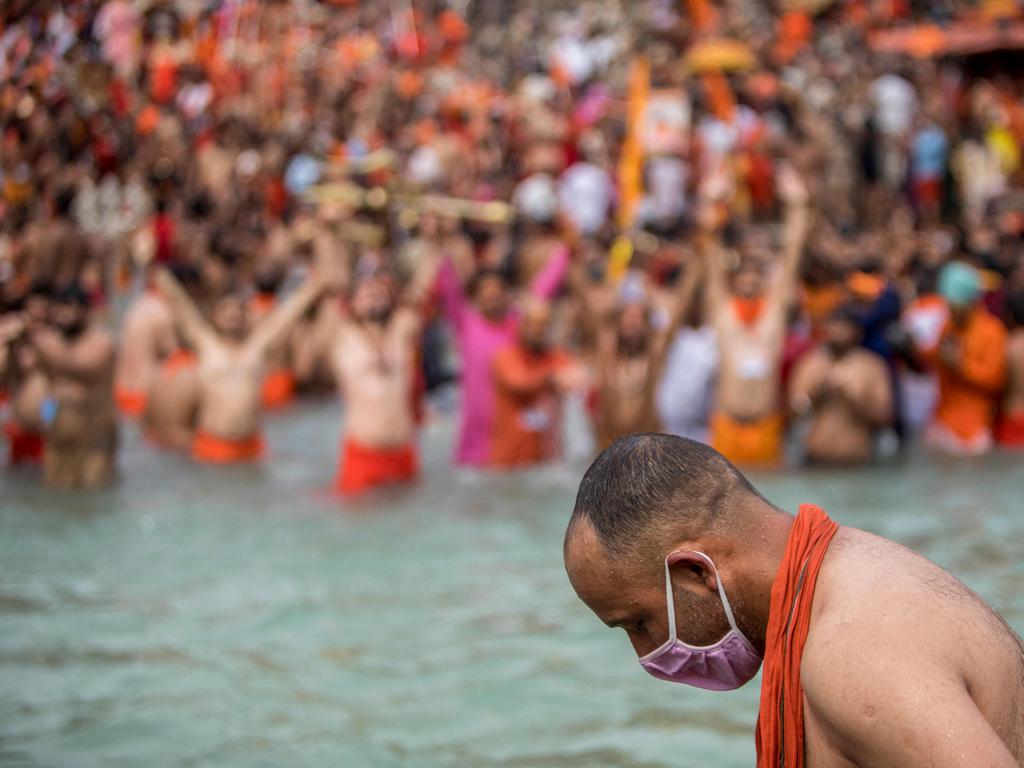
[326,251,441,496]
[155,268,323,463]
[701,165,810,466]
[575,258,702,450]
[565,433,1024,768]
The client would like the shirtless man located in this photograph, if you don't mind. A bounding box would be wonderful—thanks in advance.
[114,266,178,417]
[997,291,1024,448]
[326,255,439,496]
[565,434,1024,768]
[0,284,53,465]
[703,165,810,466]
[28,188,91,289]
[790,307,893,465]
[141,266,202,451]
[578,262,701,450]
[28,285,117,488]
[155,268,322,463]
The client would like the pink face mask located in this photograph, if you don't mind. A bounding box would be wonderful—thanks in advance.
[638,551,762,691]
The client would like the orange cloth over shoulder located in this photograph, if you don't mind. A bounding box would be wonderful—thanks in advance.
[756,504,840,768]
[192,431,264,464]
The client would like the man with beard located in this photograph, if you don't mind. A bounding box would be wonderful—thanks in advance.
[582,263,702,450]
[565,434,1024,768]
[154,268,323,463]
[703,165,809,467]
[789,307,893,465]
[328,257,440,496]
[26,285,117,488]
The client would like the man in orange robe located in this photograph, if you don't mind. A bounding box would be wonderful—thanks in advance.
[564,434,1024,767]
[924,262,1007,455]
[489,300,585,469]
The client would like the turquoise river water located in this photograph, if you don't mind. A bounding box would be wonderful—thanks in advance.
[1,401,1022,767]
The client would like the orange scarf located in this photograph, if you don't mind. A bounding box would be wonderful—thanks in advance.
[755,504,840,768]
[733,296,765,328]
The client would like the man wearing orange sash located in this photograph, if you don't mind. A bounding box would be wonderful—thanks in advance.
[702,164,810,468]
[565,433,1024,767]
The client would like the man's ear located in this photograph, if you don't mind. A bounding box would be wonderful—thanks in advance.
[666,550,718,593]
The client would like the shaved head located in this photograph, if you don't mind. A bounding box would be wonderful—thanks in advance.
[565,433,765,561]
[564,434,783,657]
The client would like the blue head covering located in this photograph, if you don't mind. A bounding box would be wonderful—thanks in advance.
[938,261,981,309]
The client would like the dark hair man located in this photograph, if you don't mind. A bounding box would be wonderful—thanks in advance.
[564,434,1024,768]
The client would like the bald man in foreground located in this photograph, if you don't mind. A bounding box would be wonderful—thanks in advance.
[564,434,1024,767]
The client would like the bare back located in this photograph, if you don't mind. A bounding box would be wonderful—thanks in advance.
[116,292,175,394]
[802,526,1024,767]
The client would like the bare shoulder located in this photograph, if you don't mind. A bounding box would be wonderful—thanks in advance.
[802,526,1024,765]
[811,527,1017,650]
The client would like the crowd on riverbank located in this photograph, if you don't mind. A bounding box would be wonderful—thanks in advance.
[1,0,1023,491]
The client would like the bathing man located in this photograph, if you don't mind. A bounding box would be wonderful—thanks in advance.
[565,433,1024,768]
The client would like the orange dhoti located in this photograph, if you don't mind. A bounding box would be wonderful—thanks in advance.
[996,410,1024,448]
[711,412,784,467]
[115,387,147,418]
[5,421,44,465]
[756,504,840,768]
[261,369,296,410]
[192,431,265,464]
[336,438,418,496]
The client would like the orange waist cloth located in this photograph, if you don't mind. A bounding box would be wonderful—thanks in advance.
[337,438,418,496]
[711,412,784,467]
[162,350,197,376]
[996,410,1024,447]
[261,369,296,410]
[192,431,264,464]
[756,504,840,768]
[5,421,44,465]
[115,387,148,418]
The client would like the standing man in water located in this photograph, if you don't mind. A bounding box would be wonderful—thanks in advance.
[789,306,893,465]
[114,263,178,418]
[327,255,440,496]
[702,165,810,467]
[925,261,1007,455]
[564,433,1024,767]
[28,286,118,488]
[155,269,323,463]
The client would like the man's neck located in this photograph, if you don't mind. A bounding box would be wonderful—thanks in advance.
[738,507,796,655]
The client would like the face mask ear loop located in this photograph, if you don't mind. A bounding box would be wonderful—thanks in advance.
[663,556,678,642]
[692,551,743,635]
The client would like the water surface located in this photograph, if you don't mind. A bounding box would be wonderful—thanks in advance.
[1,402,1022,767]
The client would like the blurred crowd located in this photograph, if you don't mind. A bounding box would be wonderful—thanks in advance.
[1,0,1023,491]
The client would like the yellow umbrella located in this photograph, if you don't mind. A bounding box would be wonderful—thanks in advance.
[685,39,758,73]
